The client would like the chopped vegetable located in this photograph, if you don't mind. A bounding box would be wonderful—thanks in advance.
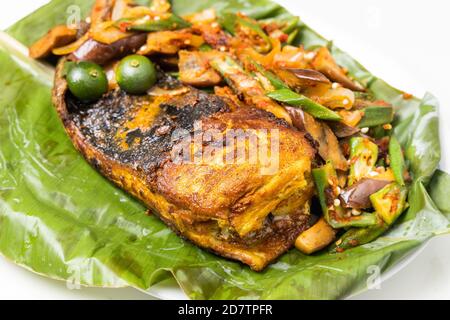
[199,43,213,52]
[29,25,77,59]
[348,137,379,186]
[185,9,217,25]
[358,105,394,128]
[272,45,309,69]
[236,15,272,53]
[52,34,90,56]
[115,14,191,32]
[69,33,147,65]
[286,29,299,44]
[337,110,363,128]
[111,0,131,21]
[389,135,406,186]
[116,55,157,94]
[282,68,331,88]
[178,50,222,87]
[331,219,388,253]
[66,61,108,101]
[318,87,355,110]
[295,217,336,254]
[149,0,172,14]
[248,60,289,90]
[246,60,341,121]
[371,167,396,182]
[327,121,360,138]
[138,31,204,55]
[287,108,348,171]
[281,16,300,34]
[90,21,133,45]
[370,183,408,225]
[220,13,272,53]
[267,89,342,121]
[219,12,238,34]
[313,162,378,228]
[91,0,116,26]
[311,47,365,92]
[210,55,292,123]
[339,178,391,209]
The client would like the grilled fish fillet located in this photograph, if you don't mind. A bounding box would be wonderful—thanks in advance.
[52,60,315,271]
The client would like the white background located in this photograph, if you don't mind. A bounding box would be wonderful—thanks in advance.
[0,0,449,300]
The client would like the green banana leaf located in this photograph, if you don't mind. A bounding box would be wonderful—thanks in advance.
[1,0,449,300]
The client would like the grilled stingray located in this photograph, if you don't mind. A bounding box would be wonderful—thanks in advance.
[53,59,316,271]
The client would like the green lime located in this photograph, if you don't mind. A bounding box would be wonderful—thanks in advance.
[66,62,108,101]
[116,55,157,94]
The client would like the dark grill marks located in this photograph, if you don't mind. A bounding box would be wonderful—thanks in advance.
[66,73,229,177]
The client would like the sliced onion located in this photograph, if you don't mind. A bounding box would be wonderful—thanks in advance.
[311,47,365,92]
[273,45,309,69]
[339,178,391,209]
[239,38,281,67]
[185,9,217,24]
[111,0,131,21]
[52,33,89,55]
[90,21,133,45]
[317,87,355,110]
[338,110,363,127]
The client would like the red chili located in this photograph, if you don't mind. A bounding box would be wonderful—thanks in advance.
[119,22,131,33]
[279,33,289,43]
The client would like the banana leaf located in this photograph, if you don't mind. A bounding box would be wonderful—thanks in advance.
[1,0,449,300]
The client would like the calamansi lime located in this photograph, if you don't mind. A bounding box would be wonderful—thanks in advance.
[66,62,108,102]
[116,55,157,94]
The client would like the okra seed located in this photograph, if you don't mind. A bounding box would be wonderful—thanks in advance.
[333,199,341,207]
[352,209,361,216]
[361,127,369,134]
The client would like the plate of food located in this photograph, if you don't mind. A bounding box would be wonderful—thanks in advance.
[0,0,449,300]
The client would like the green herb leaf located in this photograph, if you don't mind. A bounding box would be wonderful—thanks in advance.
[267,89,342,121]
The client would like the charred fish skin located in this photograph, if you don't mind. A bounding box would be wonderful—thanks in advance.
[66,82,229,175]
[53,59,315,271]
